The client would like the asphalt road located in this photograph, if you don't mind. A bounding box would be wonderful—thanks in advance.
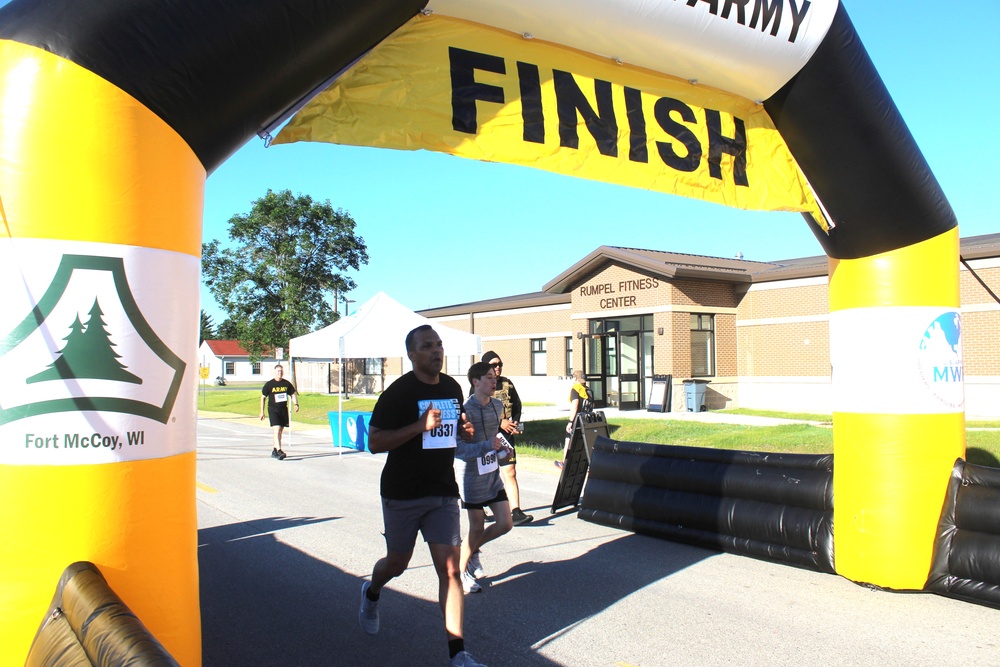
[196,416,998,667]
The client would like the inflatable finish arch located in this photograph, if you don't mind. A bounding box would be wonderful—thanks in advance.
[0,0,959,663]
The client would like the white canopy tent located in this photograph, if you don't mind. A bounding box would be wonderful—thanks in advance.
[288,291,482,452]
[290,291,481,360]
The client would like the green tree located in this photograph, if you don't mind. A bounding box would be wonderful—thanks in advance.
[199,309,215,345]
[215,317,240,340]
[202,189,368,360]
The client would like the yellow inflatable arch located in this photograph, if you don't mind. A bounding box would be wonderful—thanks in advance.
[0,0,961,663]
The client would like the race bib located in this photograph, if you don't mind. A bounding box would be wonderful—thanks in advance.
[418,398,460,449]
[274,392,288,403]
[477,451,499,475]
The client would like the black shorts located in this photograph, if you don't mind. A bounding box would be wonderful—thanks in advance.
[499,432,517,466]
[268,408,289,427]
[499,445,517,466]
[461,488,509,511]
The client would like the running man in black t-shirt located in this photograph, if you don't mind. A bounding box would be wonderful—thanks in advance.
[358,325,498,667]
[259,364,298,460]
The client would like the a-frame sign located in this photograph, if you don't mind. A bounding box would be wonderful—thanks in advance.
[551,411,610,513]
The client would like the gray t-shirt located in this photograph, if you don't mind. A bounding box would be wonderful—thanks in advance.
[456,396,506,504]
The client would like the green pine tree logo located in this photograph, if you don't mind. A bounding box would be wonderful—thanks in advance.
[26,298,142,385]
[1,254,184,425]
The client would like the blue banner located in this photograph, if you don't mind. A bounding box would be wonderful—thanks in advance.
[328,411,371,452]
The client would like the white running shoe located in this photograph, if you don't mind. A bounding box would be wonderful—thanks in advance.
[449,650,487,667]
[359,581,379,635]
[461,569,482,594]
[468,550,485,579]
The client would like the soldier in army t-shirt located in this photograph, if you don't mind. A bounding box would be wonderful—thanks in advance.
[259,364,298,459]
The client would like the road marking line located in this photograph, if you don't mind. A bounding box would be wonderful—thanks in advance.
[196,481,218,493]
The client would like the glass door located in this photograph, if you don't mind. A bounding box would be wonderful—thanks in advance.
[619,332,641,410]
[605,334,619,407]
[584,334,606,408]
[587,315,654,410]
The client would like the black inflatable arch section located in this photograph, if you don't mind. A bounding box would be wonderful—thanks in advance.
[25,561,180,666]
[0,0,956,258]
[0,0,427,174]
[926,460,1000,608]
[583,438,1000,611]
[581,436,835,573]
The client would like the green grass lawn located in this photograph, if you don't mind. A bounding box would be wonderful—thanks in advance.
[197,388,1000,466]
[514,419,833,462]
[197,387,376,424]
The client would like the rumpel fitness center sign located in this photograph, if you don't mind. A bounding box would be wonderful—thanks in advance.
[581,278,660,309]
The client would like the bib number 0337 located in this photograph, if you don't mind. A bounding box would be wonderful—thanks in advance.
[430,423,454,438]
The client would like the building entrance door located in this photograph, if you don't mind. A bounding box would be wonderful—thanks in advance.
[584,334,610,408]
[585,316,653,410]
[586,331,645,409]
[619,332,641,410]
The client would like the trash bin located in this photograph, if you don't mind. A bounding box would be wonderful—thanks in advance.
[683,379,710,412]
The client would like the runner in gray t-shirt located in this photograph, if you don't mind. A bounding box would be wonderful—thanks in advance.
[456,361,514,594]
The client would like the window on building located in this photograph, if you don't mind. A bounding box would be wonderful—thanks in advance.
[531,338,547,375]
[224,361,235,375]
[251,362,261,375]
[446,356,471,377]
[365,358,384,375]
[565,336,572,375]
[690,314,715,377]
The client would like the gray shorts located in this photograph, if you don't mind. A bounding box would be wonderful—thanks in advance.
[381,496,461,553]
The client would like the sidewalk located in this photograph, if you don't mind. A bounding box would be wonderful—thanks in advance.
[198,410,331,432]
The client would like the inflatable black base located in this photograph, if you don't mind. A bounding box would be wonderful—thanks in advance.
[579,436,835,573]
[26,561,179,667]
[926,459,1000,609]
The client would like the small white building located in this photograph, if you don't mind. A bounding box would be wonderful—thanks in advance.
[198,340,283,383]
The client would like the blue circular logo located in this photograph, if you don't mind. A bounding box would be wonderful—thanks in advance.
[917,311,963,409]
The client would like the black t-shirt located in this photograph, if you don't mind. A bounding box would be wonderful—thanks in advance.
[370,371,465,500]
[261,379,296,413]
[570,382,594,413]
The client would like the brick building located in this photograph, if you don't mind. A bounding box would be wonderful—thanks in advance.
[384,233,1000,417]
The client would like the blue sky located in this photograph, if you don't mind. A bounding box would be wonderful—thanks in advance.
[4,1,994,321]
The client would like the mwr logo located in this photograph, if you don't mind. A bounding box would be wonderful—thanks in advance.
[0,254,186,426]
[916,311,963,410]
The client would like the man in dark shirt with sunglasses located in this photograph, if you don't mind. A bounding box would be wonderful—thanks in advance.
[481,351,533,526]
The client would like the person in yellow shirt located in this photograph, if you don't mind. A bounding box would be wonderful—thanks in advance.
[555,370,592,470]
